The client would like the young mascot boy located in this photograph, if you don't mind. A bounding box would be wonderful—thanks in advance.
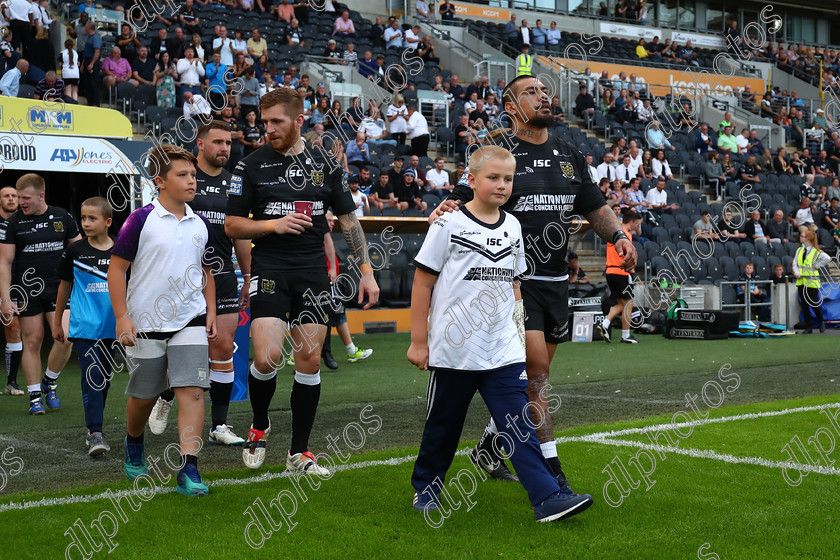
[407,146,594,522]
[54,197,117,456]
[108,145,218,496]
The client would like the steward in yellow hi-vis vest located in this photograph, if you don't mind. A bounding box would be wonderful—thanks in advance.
[516,44,533,76]
[792,230,831,333]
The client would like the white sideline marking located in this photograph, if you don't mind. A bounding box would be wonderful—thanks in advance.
[555,402,840,443]
[2,403,838,513]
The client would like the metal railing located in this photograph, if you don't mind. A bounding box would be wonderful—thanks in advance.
[719,279,774,321]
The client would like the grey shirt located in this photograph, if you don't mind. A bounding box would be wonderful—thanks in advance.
[238,76,260,105]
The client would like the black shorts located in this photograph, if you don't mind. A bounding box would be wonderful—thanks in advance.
[606,273,634,300]
[520,278,569,344]
[327,283,347,327]
[249,268,332,325]
[14,279,58,317]
[214,270,240,315]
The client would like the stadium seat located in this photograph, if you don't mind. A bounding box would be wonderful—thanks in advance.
[382,207,402,217]
[376,270,409,307]
[721,284,737,305]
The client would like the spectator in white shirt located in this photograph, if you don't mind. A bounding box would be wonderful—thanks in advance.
[212,26,234,66]
[386,94,408,144]
[406,103,430,157]
[617,155,636,184]
[403,24,421,50]
[736,128,750,155]
[359,111,398,149]
[182,90,211,119]
[384,19,403,49]
[348,176,369,216]
[175,45,204,97]
[651,149,674,181]
[597,153,617,182]
[646,178,679,214]
[425,157,452,198]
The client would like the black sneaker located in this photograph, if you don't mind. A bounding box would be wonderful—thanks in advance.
[620,336,640,344]
[322,351,339,370]
[819,321,826,333]
[470,442,519,482]
[552,464,581,497]
[596,320,611,343]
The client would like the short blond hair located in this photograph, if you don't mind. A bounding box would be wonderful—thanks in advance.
[467,145,516,174]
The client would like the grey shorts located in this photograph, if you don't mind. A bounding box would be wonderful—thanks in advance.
[124,326,210,399]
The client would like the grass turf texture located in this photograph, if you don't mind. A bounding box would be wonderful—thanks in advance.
[0,333,838,558]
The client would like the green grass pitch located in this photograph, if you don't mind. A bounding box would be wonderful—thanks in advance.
[0,333,838,559]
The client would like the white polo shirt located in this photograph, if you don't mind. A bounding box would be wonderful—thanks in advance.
[112,198,212,333]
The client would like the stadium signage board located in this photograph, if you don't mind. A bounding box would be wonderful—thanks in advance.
[438,2,510,21]
[0,134,135,174]
[599,21,661,41]
[0,97,133,139]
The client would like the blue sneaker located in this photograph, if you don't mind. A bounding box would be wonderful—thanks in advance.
[40,379,60,409]
[177,464,210,496]
[533,490,594,522]
[28,398,45,415]
[123,437,148,480]
[412,490,441,512]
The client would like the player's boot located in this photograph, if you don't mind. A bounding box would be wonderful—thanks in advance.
[533,490,593,522]
[209,424,246,445]
[287,451,330,475]
[620,336,640,344]
[470,436,519,482]
[287,355,295,367]
[242,422,271,469]
[596,320,611,343]
[412,490,441,512]
[552,461,580,497]
[28,395,45,415]
[41,378,60,409]
[87,432,111,457]
[148,396,173,435]
[176,464,210,496]
[347,347,373,362]
[322,350,339,370]
[5,381,23,396]
[123,436,148,480]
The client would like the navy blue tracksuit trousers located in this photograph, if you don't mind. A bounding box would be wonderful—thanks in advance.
[411,362,560,507]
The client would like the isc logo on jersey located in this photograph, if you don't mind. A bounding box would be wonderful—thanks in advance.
[229,175,243,195]
[534,159,551,167]
[205,186,221,194]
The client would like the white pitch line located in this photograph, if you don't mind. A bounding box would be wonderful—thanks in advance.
[555,402,840,443]
[578,436,840,477]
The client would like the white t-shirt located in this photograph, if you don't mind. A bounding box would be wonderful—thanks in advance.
[414,207,527,371]
[386,103,408,133]
[425,168,449,189]
[359,117,385,138]
[351,190,367,216]
[651,159,671,178]
[406,111,429,139]
[212,37,234,66]
[736,134,749,153]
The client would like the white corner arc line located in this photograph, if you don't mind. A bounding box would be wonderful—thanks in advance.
[555,402,840,442]
[578,436,840,477]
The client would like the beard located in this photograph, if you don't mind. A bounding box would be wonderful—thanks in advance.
[529,113,557,129]
[269,126,300,152]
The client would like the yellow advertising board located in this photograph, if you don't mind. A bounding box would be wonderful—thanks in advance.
[438,2,509,22]
[538,56,766,98]
[0,96,133,138]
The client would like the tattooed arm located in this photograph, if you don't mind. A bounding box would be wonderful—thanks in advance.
[336,212,380,309]
[584,204,638,270]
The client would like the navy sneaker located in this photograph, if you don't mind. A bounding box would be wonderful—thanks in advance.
[176,464,210,496]
[533,490,594,522]
[41,379,60,409]
[28,397,45,415]
[412,491,440,512]
[123,436,148,480]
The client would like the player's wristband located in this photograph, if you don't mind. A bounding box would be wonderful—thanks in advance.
[612,230,629,244]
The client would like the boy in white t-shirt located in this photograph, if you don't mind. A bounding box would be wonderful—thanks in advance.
[407,146,593,522]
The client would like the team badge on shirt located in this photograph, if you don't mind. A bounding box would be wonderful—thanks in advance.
[559,163,575,178]
[261,279,276,294]
[53,222,64,232]
[312,171,325,187]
